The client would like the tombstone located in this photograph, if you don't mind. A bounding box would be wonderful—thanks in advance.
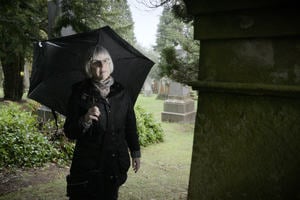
[61,25,76,36]
[23,63,30,90]
[36,105,54,124]
[0,64,3,88]
[161,81,196,123]
[151,80,159,94]
[156,77,170,99]
[143,78,153,97]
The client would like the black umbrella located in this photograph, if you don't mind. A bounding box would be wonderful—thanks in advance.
[28,26,154,116]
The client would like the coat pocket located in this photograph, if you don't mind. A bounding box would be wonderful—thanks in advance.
[66,174,88,197]
[87,170,105,196]
[66,171,104,198]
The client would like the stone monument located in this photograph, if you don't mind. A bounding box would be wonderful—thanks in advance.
[36,105,55,123]
[143,78,153,97]
[156,77,170,99]
[184,0,300,199]
[161,81,196,123]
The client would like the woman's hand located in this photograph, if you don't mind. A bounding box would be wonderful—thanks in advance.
[132,157,140,173]
[84,106,100,122]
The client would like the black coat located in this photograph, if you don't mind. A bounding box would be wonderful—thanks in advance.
[64,78,140,189]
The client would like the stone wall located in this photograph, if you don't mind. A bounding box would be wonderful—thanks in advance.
[184,0,300,199]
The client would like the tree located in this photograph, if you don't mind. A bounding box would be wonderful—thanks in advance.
[54,0,136,44]
[0,0,48,101]
[104,0,136,44]
[155,6,199,83]
[140,0,193,22]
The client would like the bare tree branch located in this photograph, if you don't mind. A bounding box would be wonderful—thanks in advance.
[136,0,173,8]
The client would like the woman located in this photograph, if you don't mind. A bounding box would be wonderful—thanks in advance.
[64,45,141,200]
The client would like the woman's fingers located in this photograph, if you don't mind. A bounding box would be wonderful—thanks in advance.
[89,106,100,117]
[89,114,99,121]
[132,158,140,173]
[85,106,101,122]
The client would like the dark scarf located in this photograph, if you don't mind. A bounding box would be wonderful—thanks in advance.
[92,76,114,98]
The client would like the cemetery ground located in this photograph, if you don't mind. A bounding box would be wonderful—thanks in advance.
[0,94,194,200]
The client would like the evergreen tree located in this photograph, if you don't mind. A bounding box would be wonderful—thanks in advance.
[55,0,136,44]
[140,0,193,22]
[104,0,136,44]
[0,0,48,100]
[155,6,199,83]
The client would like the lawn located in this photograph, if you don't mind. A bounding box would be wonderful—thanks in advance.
[0,94,194,200]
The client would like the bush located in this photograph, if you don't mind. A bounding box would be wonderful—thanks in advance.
[39,115,74,165]
[0,101,163,169]
[135,105,164,147]
[0,102,56,169]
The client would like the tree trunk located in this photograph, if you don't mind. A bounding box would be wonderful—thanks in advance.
[0,53,25,101]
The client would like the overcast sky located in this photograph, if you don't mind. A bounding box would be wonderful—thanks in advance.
[127,0,163,49]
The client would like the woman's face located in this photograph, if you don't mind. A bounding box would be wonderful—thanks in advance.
[90,54,111,81]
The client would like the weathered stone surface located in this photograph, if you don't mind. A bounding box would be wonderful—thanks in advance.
[161,81,196,123]
[198,39,300,85]
[36,105,54,122]
[163,99,195,114]
[189,93,300,199]
[194,9,300,40]
[161,99,196,123]
[184,0,297,15]
[143,78,153,97]
[183,0,300,199]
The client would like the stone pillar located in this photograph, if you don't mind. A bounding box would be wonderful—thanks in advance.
[161,81,196,123]
[183,0,300,199]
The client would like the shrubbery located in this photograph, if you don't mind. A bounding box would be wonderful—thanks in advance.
[0,101,164,169]
[0,102,57,169]
[135,105,164,147]
[39,115,75,165]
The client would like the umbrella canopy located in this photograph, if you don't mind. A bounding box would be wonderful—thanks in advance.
[28,26,154,115]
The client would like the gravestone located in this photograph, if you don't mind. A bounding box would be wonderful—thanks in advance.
[157,77,170,99]
[143,78,153,97]
[61,25,76,36]
[23,63,30,90]
[152,80,158,94]
[161,81,196,123]
[36,105,54,123]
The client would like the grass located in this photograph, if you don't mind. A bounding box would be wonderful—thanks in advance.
[119,114,194,199]
[0,94,194,200]
[136,94,164,122]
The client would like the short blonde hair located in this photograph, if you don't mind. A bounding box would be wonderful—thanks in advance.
[85,46,114,78]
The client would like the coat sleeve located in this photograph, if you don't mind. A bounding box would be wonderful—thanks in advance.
[63,86,86,140]
[124,93,141,158]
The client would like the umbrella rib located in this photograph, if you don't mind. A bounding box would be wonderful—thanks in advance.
[116,57,151,60]
[45,41,62,48]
